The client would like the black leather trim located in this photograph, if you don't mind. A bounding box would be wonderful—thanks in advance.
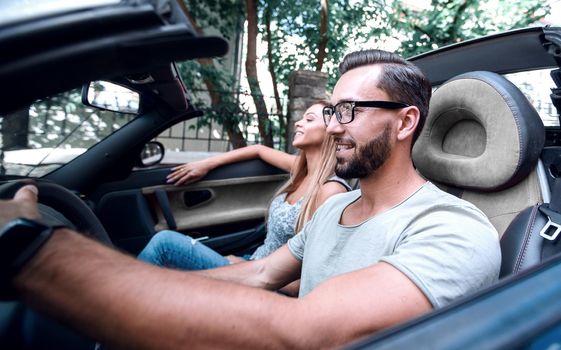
[500,206,542,277]
[449,71,545,191]
[498,203,561,278]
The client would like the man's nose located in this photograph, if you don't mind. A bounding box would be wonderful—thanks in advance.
[326,116,344,135]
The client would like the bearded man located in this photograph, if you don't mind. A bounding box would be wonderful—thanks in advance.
[2,49,500,349]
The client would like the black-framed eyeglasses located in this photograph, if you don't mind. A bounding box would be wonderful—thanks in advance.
[322,100,410,126]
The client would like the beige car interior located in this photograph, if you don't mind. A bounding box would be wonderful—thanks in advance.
[142,173,288,238]
[412,70,550,277]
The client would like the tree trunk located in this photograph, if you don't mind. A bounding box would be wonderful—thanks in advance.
[198,57,247,149]
[245,0,274,147]
[2,108,29,150]
[223,120,247,149]
[181,3,247,149]
[316,0,329,71]
[264,5,286,150]
[200,60,247,149]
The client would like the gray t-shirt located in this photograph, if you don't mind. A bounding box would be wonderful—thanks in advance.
[287,182,501,307]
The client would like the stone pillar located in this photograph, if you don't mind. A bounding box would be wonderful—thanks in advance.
[287,70,328,153]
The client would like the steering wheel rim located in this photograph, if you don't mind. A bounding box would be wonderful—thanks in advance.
[0,180,112,246]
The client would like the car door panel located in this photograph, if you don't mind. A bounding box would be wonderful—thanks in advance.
[144,174,287,232]
[91,159,288,255]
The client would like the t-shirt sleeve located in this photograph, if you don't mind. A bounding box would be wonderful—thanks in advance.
[380,204,501,307]
[288,218,315,261]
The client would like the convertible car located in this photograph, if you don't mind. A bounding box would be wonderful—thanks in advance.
[1,0,561,349]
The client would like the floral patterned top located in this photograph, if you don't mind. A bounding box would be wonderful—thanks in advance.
[250,176,350,260]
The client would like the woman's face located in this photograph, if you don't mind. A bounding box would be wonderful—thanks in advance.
[292,103,326,150]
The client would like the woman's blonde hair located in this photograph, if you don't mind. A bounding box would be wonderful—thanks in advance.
[273,100,339,232]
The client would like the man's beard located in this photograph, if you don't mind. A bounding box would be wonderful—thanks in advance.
[335,123,392,179]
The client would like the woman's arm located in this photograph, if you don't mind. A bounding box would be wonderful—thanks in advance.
[167,145,296,186]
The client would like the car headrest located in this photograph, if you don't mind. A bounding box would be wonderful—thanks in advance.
[412,71,545,191]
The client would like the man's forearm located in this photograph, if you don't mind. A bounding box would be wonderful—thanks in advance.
[12,229,303,349]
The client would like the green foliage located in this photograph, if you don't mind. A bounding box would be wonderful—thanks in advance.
[178,1,254,143]
[185,0,244,39]
[179,0,551,148]
[261,0,389,90]
[177,59,251,133]
[394,0,551,58]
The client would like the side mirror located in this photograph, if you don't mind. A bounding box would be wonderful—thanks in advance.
[140,141,165,167]
[82,81,140,114]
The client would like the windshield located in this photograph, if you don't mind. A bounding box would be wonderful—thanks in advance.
[0,87,134,178]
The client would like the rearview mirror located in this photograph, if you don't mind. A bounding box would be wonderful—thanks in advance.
[82,81,140,114]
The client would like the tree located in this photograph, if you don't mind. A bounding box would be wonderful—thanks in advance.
[178,1,390,150]
[264,4,285,144]
[393,0,550,58]
[1,109,29,151]
[316,0,329,72]
[246,0,274,147]
[260,0,389,148]
[177,0,551,151]
[180,1,248,149]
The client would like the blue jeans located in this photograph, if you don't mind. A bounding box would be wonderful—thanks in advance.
[138,230,230,270]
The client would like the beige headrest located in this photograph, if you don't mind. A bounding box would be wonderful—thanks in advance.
[413,71,545,191]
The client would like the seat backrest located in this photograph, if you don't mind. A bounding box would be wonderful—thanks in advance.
[412,71,548,276]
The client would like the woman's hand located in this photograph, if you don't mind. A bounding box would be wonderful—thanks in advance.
[166,160,212,186]
[226,255,245,264]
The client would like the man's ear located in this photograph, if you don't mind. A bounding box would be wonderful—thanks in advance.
[396,107,420,142]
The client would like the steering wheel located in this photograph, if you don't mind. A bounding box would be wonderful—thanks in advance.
[0,180,111,349]
[0,180,112,245]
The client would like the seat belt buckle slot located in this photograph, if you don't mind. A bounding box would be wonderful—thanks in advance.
[540,217,561,241]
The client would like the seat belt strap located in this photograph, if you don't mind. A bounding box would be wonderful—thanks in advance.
[539,177,561,240]
[155,188,177,231]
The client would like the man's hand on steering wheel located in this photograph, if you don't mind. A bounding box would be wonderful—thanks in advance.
[0,180,111,245]
[0,185,40,227]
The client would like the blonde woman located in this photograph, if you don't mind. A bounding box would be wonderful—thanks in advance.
[138,101,350,269]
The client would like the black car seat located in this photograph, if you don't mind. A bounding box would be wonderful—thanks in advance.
[412,71,550,278]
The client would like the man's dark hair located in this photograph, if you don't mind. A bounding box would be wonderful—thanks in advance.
[339,49,431,144]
